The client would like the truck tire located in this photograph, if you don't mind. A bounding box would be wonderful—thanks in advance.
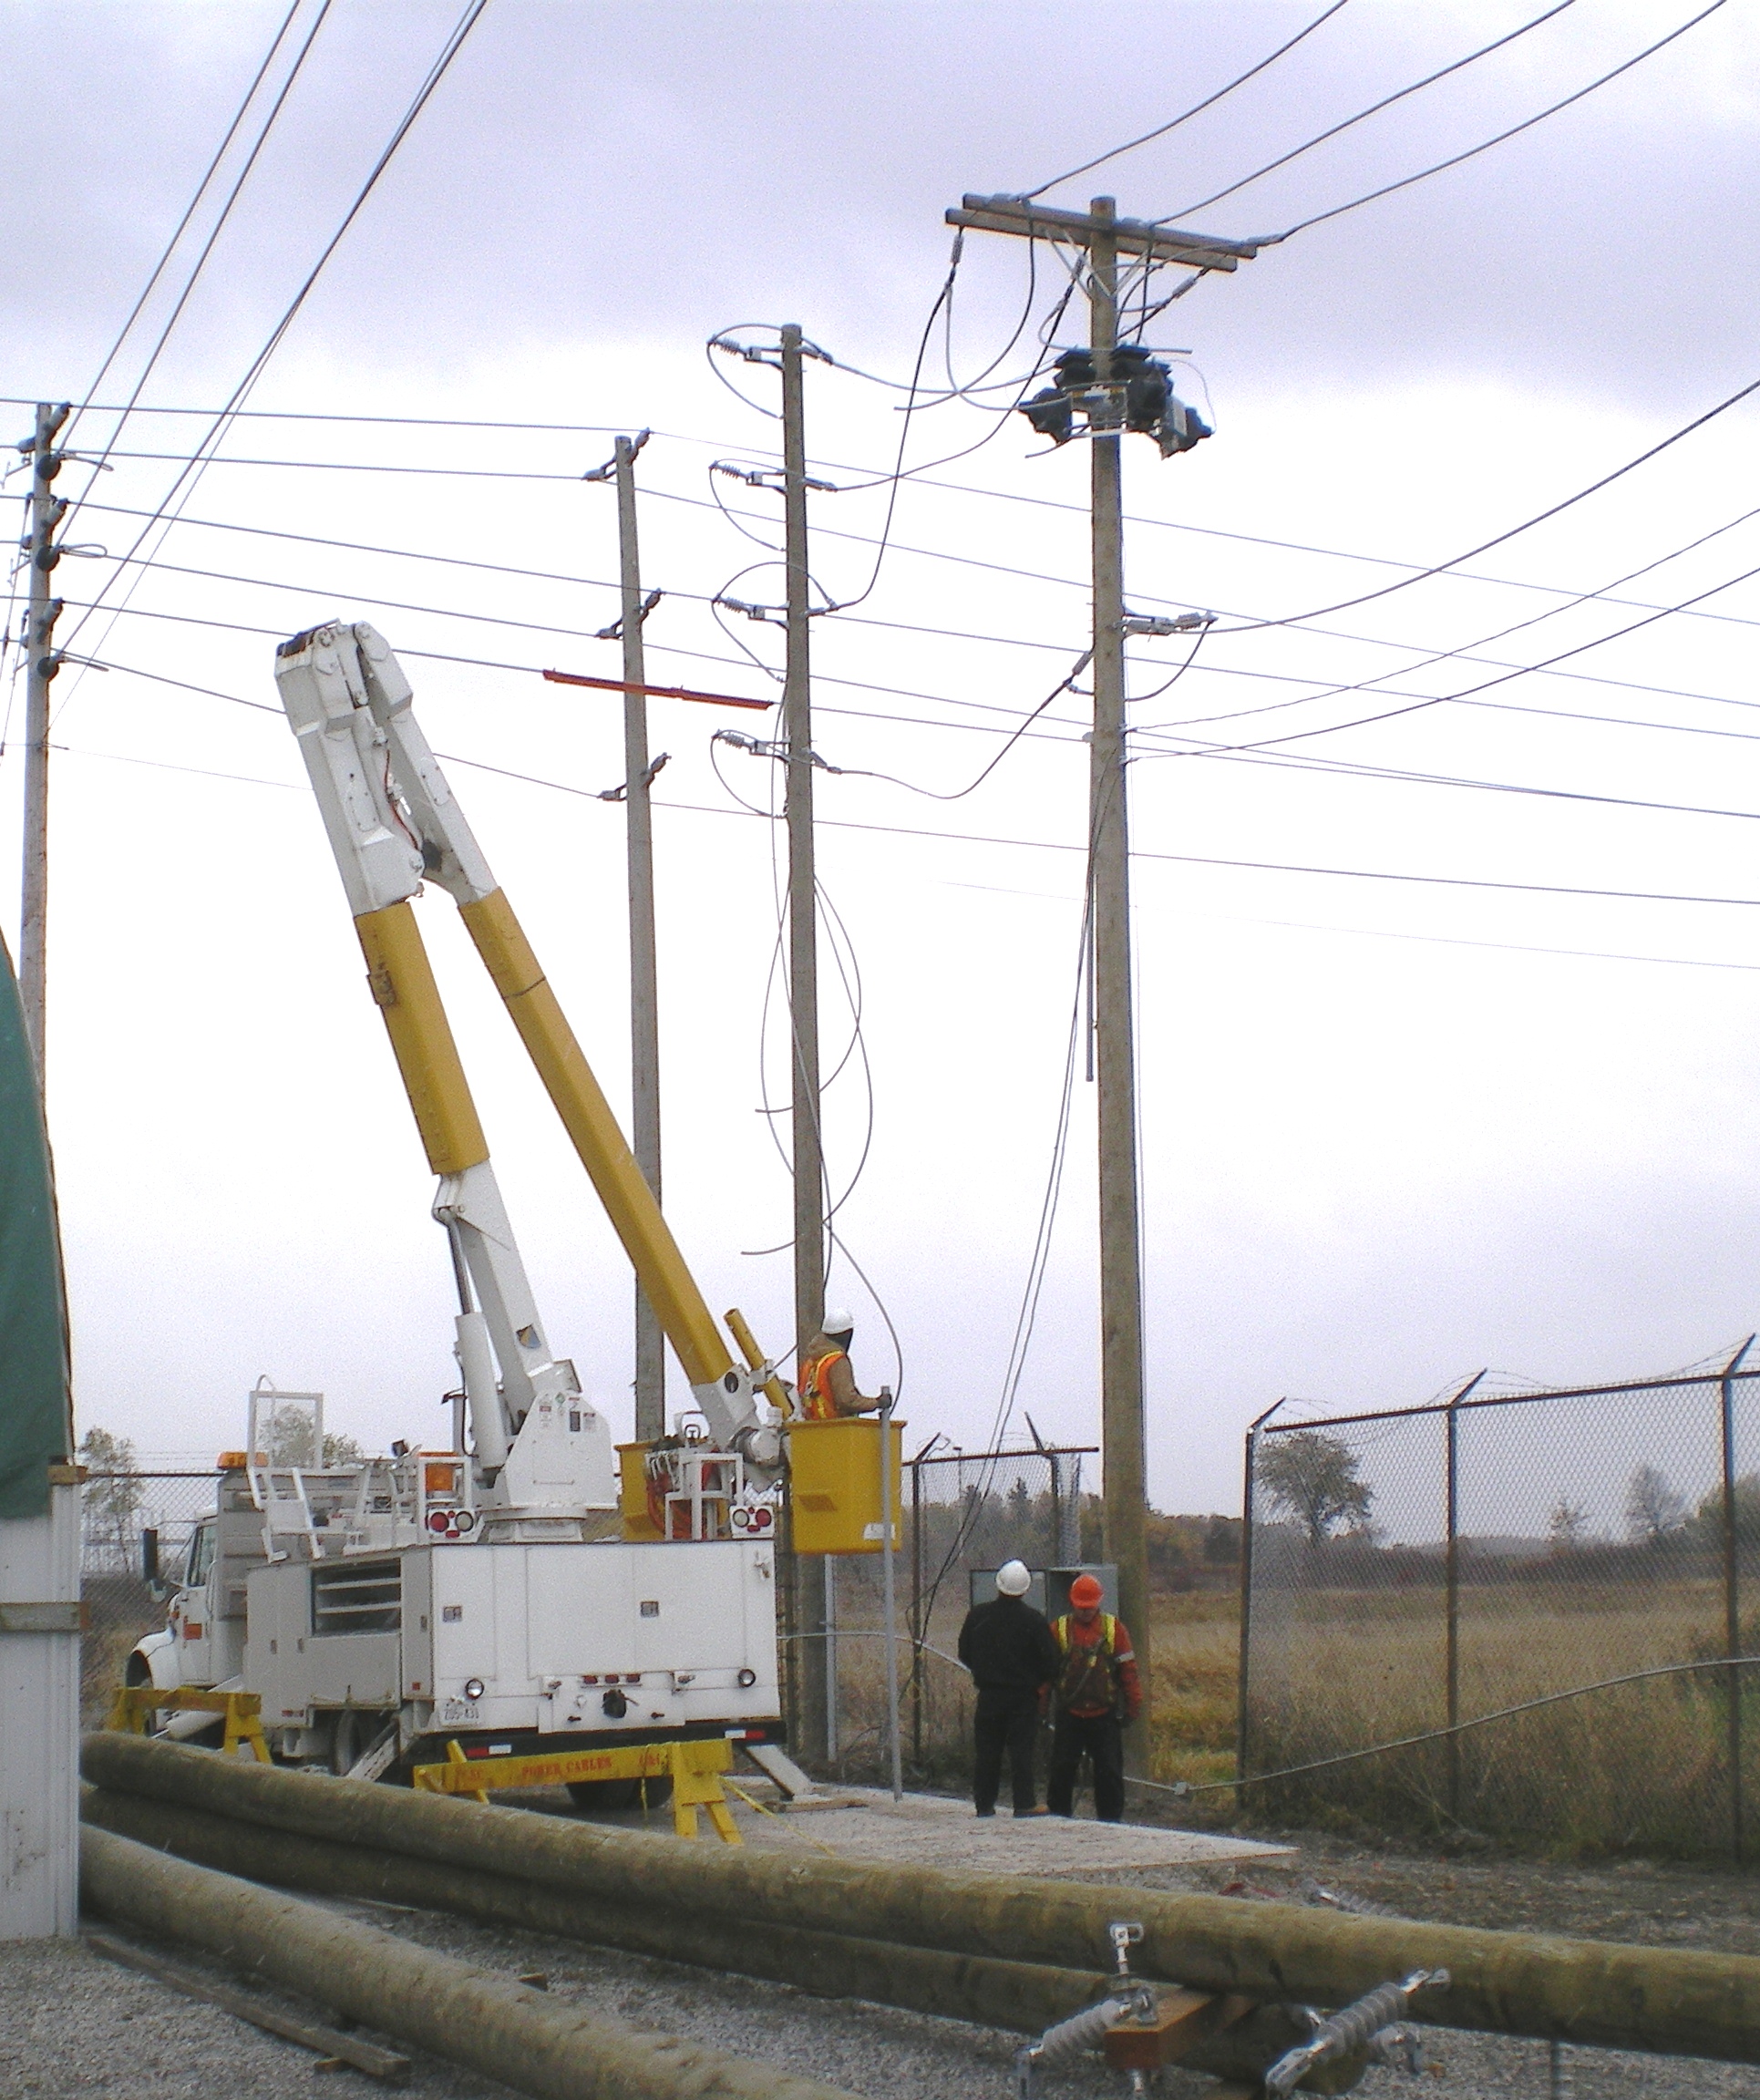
[565,1776,674,1814]
[332,1708,393,1778]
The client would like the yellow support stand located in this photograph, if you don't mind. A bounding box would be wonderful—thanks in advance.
[409,1735,742,1843]
[668,1743,741,1845]
[108,1686,271,1764]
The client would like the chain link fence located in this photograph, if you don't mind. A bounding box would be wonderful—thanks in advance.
[1240,1352,1760,1857]
[804,1444,1093,1786]
[79,1468,216,1724]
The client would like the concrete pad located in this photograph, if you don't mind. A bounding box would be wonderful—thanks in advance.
[724,1784,1295,1876]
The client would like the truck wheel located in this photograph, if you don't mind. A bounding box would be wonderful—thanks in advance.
[333,1708,390,1777]
[565,1776,674,1813]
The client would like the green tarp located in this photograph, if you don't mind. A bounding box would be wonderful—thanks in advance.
[0,933,70,1518]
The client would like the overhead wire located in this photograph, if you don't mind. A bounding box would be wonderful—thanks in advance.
[59,0,307,453]
[58,0,492,673]
[1160,0,1579,222]
[78,657,1760,921]
[57,0,337,541]
[68,591,1760,836]
[1263,0,1732,243]
[1022,0,1353,201]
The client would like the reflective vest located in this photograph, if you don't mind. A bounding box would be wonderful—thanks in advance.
[1053,1611,1121,1716]
[799,1348,847,1422]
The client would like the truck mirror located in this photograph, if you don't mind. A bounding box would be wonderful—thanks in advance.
[141,1527,161,1594]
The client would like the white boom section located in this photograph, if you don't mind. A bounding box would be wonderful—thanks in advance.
[274,622,612,1515]
[275,622,779,1469]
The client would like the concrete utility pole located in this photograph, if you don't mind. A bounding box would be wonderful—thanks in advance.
[944,196,1258,1767]
[18,402,70,1084]
[611,433,666,1445]
[779,323,829,1760]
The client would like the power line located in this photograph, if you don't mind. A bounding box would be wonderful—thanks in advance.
[1020,0,1353,200]
[60,0,336,540]
[1204,368,1760,636]
[61,0,307,450]
[60,0,491,664]
[1265,0,1732,243]
[68,593,1760,837]
[1163,0,1578,221]
[56,654,1760,918]
[1155,550,1760,757]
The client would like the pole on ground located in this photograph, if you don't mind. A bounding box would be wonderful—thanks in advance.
[19,401,69,1083]
[611,434,666,1446]
[780,324,827,1760]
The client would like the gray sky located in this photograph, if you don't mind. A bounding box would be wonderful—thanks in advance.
[5,0,1759,1512]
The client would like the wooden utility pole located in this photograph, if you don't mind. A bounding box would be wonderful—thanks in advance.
[780,324,829,1757]
[612,433,666,1445]
[944,196,1258,1766]
[18,402,70,1083]
[1081,198,1155,1765]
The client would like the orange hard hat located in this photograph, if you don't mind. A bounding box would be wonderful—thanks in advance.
[1069,1573,1104,1609]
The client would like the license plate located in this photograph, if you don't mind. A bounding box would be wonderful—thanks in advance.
[439,1698,481,1724]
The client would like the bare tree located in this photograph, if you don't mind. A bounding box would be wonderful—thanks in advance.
[1256,1431,1373,1548]
[1626,1464,1687,1544]
[1548,1498,1589,1552]
[78,1426,141,1574]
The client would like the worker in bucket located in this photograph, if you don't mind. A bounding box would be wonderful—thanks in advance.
[798,1309,885,1419]
[1045,1573,1141,1823]
[957,1560,1059,1817]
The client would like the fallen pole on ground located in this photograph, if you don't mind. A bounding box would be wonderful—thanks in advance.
[81,1732,1760,2065]
[79,1786,1340,2092]
[79,1821,861,2100]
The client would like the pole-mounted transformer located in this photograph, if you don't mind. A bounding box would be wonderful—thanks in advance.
[1021,345,1212,458]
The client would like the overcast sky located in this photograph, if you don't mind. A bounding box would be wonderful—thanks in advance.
[5,0,1759,1518]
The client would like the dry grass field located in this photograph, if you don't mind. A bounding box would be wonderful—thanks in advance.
[829,1579,1747,1856]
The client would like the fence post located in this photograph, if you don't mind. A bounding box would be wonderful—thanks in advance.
[1444,1372,1485,1826]
[1237,1401,1283,1813]
[1722,1338,1754,1863]
[910,1448,924,1770]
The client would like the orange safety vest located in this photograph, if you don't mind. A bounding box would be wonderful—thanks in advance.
[1053,1612,1121,1716]
[798,1348,847,1422]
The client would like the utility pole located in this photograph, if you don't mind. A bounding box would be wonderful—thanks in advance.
[779,323,828,1761]
[945,196,1257,1768]
[611,433,666,1445]
[17,402,70,1084]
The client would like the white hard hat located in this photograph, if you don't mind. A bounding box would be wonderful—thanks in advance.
[822,1309,857,1336]
[995,1560,1032,1597]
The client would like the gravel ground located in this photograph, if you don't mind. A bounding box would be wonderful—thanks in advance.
[7,1808,1760,2100]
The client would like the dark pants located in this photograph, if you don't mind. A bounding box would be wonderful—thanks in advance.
[1047,1711,1125,1821]
[973,1687,1042,1815]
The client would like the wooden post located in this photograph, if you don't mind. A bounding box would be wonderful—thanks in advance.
[780,324,826,1761]
[19,402,69,1081]
[612,436,665,1446]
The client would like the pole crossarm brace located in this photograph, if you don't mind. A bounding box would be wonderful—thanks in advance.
[946,195,1260,271]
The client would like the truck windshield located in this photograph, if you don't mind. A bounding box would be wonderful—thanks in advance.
[184,1524,215,1589]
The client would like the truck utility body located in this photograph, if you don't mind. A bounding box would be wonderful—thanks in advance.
[130,622,798,1785]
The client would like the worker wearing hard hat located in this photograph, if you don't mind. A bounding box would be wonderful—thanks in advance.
[798,1310,886,1420]
[956,1560,1060,1817]
[1046,1573,1141,1823]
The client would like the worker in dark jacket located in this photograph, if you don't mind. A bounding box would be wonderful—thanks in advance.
[1046,1572,1142,1823]
[957,1560,1060,1817]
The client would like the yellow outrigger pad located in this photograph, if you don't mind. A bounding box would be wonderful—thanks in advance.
[410,1735,743,1844]
[108,1685,271,1764]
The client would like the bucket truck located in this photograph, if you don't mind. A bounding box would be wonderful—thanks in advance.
[127,621,802,1794]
